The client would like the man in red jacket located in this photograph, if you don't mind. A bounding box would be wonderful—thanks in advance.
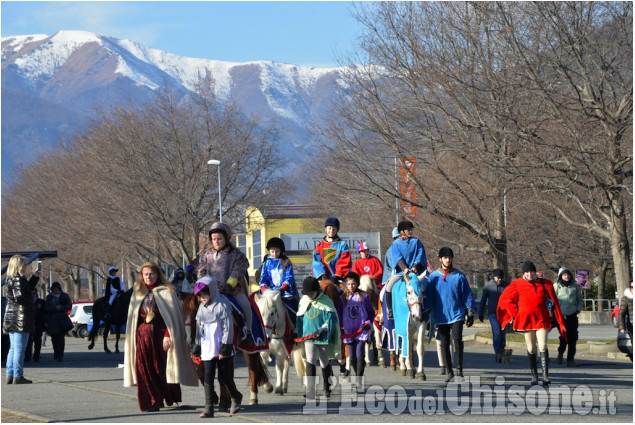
[352,242,384,290]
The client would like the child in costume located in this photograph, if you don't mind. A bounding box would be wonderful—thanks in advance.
[259,237,299,321]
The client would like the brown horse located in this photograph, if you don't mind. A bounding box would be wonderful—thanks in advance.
[180,292,271,407]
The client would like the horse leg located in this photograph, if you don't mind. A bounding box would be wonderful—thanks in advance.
[389,351,397,371]
[282,353,290,393]
[416,322,426,381]
[292,346,306,391]
[103,326,111,354]
[274,349,285,395]
[375,327,385,367]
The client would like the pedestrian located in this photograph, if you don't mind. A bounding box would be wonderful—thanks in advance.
[497,261,567,386]
[352,241,384,290]
[104,266,123,320]
[25,287,47,363]
[259,237,300,321]
[381,227,400,283]
[194,275,242,418]
[312,216,352,290]
[435,327,455,375]
[123,261,198,412]
[478,268,509,363]
[425,247,476,382]
[3,255,40,384]
[618,280,633,342]
[337,272,375,391]
[44,281,72,363]
[296,276,340,399]
[198,222,255,346]
[171,268,186,295]
[384,220,427,321]
[554,267,583,367]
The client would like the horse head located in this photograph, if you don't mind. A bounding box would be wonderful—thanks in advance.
[406,286,424,322]
[255,289,285,340]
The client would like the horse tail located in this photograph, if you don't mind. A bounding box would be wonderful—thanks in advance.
[247,352,270,387]
[292,346,305,379]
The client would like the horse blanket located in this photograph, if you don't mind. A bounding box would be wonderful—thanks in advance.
[226,293,269,354]
[382,272,424,355]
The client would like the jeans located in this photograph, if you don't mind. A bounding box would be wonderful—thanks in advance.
[489,314,507,355]
[6,331,29,378]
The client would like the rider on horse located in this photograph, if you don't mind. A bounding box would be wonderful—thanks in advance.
[258,237,299,323]
[312,216,351,293]
[104,266,123,320]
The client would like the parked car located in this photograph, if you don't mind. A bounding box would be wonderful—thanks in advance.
[611,304,620,327]
[69,301,93,338]
[87,317,126,336]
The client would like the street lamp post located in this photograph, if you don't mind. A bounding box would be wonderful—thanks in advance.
[207,159,222,222]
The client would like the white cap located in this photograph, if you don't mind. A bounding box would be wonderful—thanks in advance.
[108,266,119,273]
[391,227,399,239]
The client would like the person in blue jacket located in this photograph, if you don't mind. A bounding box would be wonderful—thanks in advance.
[425,247,476,382]
[259,237,299,320]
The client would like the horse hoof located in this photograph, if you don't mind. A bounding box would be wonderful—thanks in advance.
[275,387,283,396]
[379,362,385,368]
[390,364,396,371]
[263,382,273,393]
[417,373,426,381]
[249,395,258,406]
[398,368,406,376]
[88,344,94,351]
[406,369,415,378]
[105,349,112,354]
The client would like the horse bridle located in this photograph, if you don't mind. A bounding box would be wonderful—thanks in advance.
[264,323,283,340]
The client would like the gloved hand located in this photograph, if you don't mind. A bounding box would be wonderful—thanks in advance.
[220,283,232,295]
[333,275,344,287]
[280,283,290,292]
[362,322,371,331]
[466,309,475,328]
[478,315,484,323]
[226,276,238,288]
[191,344,201,357]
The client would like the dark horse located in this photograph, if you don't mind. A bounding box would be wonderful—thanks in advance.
[181,292,271,407]
[88,289,133,353]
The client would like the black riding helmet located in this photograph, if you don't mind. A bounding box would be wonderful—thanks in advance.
[266,237,286,253]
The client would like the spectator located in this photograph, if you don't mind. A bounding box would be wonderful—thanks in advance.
[497,261,567,386]
[25,287,46,362]
[618,280,633,342]
[425,247,476,382]
[45,281,72,362]
[194,275,242,417]
[478,268,509,362]
[198,222,254,346]
[123,261,197,412]
[554,267,583,367]
[352,241,384,290]
[3,255,40,384]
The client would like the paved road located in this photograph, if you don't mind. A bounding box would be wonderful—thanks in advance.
[1,326,632,423]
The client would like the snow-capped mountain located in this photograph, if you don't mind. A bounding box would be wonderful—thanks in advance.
[1,30,345,187]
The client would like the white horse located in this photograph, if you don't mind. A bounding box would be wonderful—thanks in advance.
[396,284,427,380]
[255,289,305,395]
[359,275,384,368]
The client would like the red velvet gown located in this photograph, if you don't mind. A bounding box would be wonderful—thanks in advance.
[135,296,182,411]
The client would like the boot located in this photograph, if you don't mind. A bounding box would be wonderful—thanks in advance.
[200,383,214,418]
[527,351,539,386]
[230,392,242,415]
[385,291,394,320]
[304,363,317,399]
[13,376,32,384]
[444,369,455,383]
[439,366,446,375]
[456,340,464,377]
[557,351,563,365]
[540,350,551,386]
[322,364,333,398]
[356,357,366,392]
[104,303,112,320]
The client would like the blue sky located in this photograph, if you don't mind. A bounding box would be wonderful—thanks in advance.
[1,1,363,67]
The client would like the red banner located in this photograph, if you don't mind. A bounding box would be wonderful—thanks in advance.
[399,157,417,220]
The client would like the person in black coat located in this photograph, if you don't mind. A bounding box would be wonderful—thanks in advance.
[478,268,509,362]
[45,282,72,362]
[2,255,40,384]
[25,288,47,362]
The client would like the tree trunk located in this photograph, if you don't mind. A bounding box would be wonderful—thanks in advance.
[597,260,610,312]
[610,196,632,301]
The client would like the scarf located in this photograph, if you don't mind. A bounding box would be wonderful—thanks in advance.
[441,267,455,281]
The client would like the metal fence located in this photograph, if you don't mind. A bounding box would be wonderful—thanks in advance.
[583,298,619,312]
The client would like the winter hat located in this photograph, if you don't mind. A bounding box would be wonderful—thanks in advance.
[492,269,504,279]
[522,261,537,273]
[301,276,321,295]
[397,220,414,233]
[209,222,231,237]
[266,237,286,253]
[324,216,340,229]
[50,281,62,291]
[108,266,119,274]
[391,227,400,239]
[357,241,369,252]
[438,247,454,258]
[194,275,215,295]
[186,264,196,273]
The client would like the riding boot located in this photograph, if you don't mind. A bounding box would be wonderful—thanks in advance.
[385,291,394,320]
[456,340,464,377]
[527,351,539,386]
[322,364,333,398]
[540,350,551,386]
[200,383,214,418]
[304,363,317,399]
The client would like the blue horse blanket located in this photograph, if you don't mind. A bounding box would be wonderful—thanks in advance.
[382,272,424,356]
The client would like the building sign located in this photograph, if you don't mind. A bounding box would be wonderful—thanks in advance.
[280,232,381,260]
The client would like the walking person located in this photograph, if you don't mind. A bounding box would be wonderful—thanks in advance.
[44,281,72,363]
[478,268,509,362]
[554,267,583,367]
[194,275,243,417]
[384,220,427,322]
[123,262,198,412]
[25,287,47,362]
[198,222,255,346]
[337,272,375,391]
[497,261,567,386]
[3,255,40,384]
[618,280,633,343]
[425,247,477,382]
[296,277,340,399]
